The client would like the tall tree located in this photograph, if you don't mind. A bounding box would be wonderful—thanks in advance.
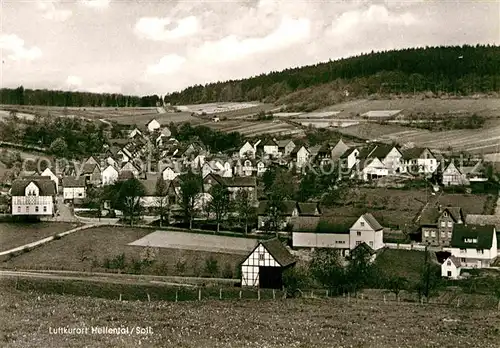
[208,185,230,233]
[234,189,256,234]
[154,176,170,227]
[116,178,146,226]
[179,171,202,230]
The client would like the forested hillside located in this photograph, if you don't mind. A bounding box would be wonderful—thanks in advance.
[164,45,500,108]
[0,86,161,107]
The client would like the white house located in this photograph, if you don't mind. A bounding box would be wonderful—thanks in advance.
[441,256,462,279]
[105,156,117,167]
[444,224,497,268]
[241,239,296,288]
[295,146,310,168]
[277,140,296,157]
[349,213,384,250]
[146,119,161,133]
[162,166,180,181]
[292,231,350,255]
[11,178,56,216]
[128,128,142,139]
[401,147,438,175]
[256,161,267,176]
[239,141,256,159]
[101,165,119,186]
[62,176,86,201]
[340,148,359,170]
[380,146,403,174]
[262,139,279,157]
[442,162,469,186]
[359,158,389,181]
[40,168,59,193]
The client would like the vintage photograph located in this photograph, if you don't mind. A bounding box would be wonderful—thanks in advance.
[1,0,500,347]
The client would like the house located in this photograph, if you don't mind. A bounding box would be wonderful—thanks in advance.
[120,162,141,178]
[212,116,220,122]
[84,156,99,166]
[146,119,161,133]
[349,213,384,250]
[138,178,162,208]
[11,178,56,216]
[294,146,310,169]
[62,176,86,202]
[401,147,438,175]
[358,157,388,181]
[348,242,377,263]
[292,222,350,255]
[203,174,257,201]
[330,139,350,160]
[420,205,465,246]
[81,163,101,185]
[444,224,497,268]
[101,165,119,186]
[257,200,299,230]
[314,144,332,165]
[162,166,180,181]
[441,256,462,279]
[262,139,279,157]
[241,239,296,288]
[239,141,256,159]
[368,144,403,174]
[276,140,295,157]
[104,156,117,168]
[128,128,143,139]
[442,162,469,186]
[256,160,267,176]
[340,148,359,170]
[39,167,59,193]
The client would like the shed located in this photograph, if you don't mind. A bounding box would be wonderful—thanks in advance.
[241,239,296,289]
[441,256,462,279]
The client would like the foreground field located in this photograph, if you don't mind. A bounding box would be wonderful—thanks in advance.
[1,285,500,348]
[0,222,79,252]
[0,226,245,278]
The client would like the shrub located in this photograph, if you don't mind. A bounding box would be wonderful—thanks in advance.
[222,263,234,279]
[103,253,126,270]
[204,257,219,277]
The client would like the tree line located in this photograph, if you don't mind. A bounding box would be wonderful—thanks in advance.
[164,45,500,105]
[0,86,161,107]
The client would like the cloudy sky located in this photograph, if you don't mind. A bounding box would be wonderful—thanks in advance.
[1,0,498,96]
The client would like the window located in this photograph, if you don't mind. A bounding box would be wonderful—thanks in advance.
[447,260,452,266]
[258,253,265,261]
[447,222,452,228]
[356,241,362,246]
[431,231,436,237]
[440,231,445,238]
[460,249,466,254]
[35,206,39,212]
[424,231,429,237]
[78,193,83,197]
[464,238,477,243]
[360,222,365,227]
[477,249,484,254]
[443,212,448,217]
[357,231,361,236]
[369,241,373,247]
[26,206,29,213]
[447,271,452,277]
[441,221,446,227]
[43,206,47,212]
[17,206,21,213]
[448,231,452,238]
[461,258,466,263]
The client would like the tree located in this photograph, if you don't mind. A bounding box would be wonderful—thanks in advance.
[84,186,104,221]
[154,176,170,227]
[234,189,256,234]
[265,195,285,235]
[385,276,408,302]
[180,171,202,229]
[208,185,230,233]
[49,137,68,157]
[309,248,346,294]
[345,245,377,295]
[116,178,146,226]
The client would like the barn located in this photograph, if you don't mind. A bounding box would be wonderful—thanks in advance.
[241,239,296,289]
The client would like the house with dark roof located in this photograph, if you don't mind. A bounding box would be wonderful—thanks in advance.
[356,144,403,179]
[62,176,86,202]
[80,163,101,185]
[444,224,497,268]
[11,178,56,216]
[401,147,438,175]
[349,213,384,250]
[420,205,465,247]
[262,139,279,157]
[241,238,296,288]
[276,140,295,158]
[203,173,257,201]
[442,161,469,186]
[331,139,350,160]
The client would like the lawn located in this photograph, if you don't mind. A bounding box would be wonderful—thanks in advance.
[1,226,246,278]
[0,222,79,252]
[374,248,429,282]
[1,284,500,348]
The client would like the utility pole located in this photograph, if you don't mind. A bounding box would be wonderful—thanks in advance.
[424,243,430,302]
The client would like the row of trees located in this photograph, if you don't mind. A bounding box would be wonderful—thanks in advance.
[0,86,161,107]
[164,45,500,105]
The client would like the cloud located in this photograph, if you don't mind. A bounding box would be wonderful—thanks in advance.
[86,84,122,94]
[0,34,42,61]
[66,75,83,89]
[80,0,111,9]
[193,16,310,63]
[147,55,186,75]
[134,16,199,41]
[37,1,72,21]
[331,5,417,38]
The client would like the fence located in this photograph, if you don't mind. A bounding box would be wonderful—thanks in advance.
[384,243,427,251]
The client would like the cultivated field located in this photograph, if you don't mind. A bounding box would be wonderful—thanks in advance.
[0,226,245,278]
[202,119,304,137]
[339,119,500,155]
[2,285,500,348]
[0,222,79,253]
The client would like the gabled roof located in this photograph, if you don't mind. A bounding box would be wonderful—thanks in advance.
[260,239,296,267]
[368,144,400,160]
[257,200,297,216]
[308,145,322,157]
[401,147,434,160]
[262,138,278,147]
[360,213,383,231]
[291,216,321,232]
[109,138,129,146]
[139,179,158,196]
[276,139,294,148]
[451,224,496,249]
[420,206,464,226]
[82,163,99,174]
[350,242,376,256]
[297,202,320,216]
[62,176,86,188]
[444,256,462,268]
[340,148,358,159]
[11,178,56,196]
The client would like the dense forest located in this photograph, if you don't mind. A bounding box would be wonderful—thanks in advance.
[0,86,161,107]
[164,45,500,105]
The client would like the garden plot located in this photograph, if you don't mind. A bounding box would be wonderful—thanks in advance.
[129,231,258,255]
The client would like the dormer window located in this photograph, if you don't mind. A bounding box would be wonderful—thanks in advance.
[464,238,477,243]
[443,212,448,217]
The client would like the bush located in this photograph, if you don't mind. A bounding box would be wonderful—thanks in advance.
[103,253,126,270]
[204,257,219,277]
[222,263,234,279]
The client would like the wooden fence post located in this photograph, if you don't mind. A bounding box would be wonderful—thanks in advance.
[383,294,386,303]
[119,294,122,301]
[239,290,242,300]
[360,293,363,300]
[258,289,260,301]
[310,290,314,298]
[273,289,275,300]
[175,290,178,302]
[326,290,328,298]
[456,298,460,308]
[219,288,222,300]
[198,288,201,301]
[147,293,150,302]
[347,293,350,303]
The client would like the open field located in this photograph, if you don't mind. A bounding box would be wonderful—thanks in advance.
[0,222,79,252]
[338,119,500,154]
[375,249,428,282]
[0,226,245,278]
[2,284,500,348]
[129,230,257,254]
[202,119,304,137]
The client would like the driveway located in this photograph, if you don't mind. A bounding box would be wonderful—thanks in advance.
[53,195,78,222]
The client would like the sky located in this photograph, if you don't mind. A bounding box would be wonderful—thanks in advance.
[0,0,499,96]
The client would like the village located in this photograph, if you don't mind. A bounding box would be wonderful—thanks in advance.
[0,112,499,293]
